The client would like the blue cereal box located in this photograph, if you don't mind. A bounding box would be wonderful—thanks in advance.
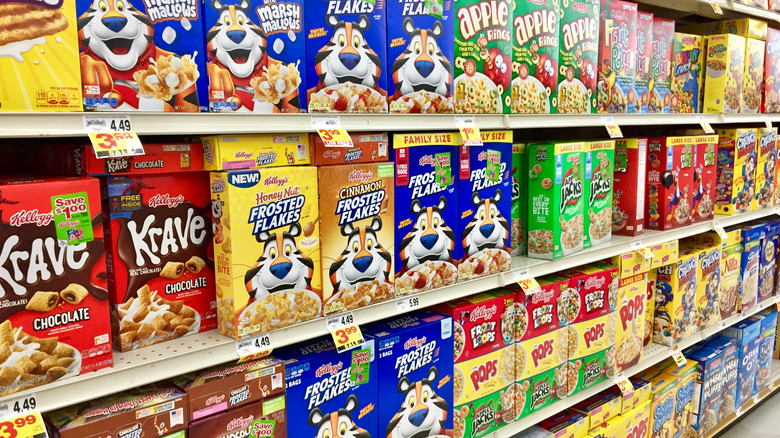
[364,310,454,438]
[275,336,377,438]
[393,133,459,296]
[723,319,762,407]
[740,224,764,311]
[687,347,725,434]
[204,0,306,112]
[751,309,778,391]
[387,0,454,113]
[457,131,513,282]
[703,336,739,421]
[304,0,388,113]
[78,0,208,111]
[758,220,780,303]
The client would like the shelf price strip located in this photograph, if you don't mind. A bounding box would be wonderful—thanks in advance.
[236,333,273,363]
[83,115,144,159]
[455,116,483,147]
[311,115,353,148]
[397,296,421,312]
[326,312,364,353]
[0,394,38,421]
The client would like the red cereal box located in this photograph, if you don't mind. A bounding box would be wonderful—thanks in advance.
[764,28,780,113]
[613,138,647,236]
[309,132,389,165]
[646,137,695,230]
[0,176,112,396]
[597,0,638,114]
[691,135,718,223]
[635,11,654,114]
[649,18,674,113]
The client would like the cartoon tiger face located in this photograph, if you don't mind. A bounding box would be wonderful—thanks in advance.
[399,196,455,270]
[392,17,452,97]
[207,0,266,78]
[309,394,371,438]
[78,0,152,71]
[315,15,382,88]
[386,366,447,438]
[211,195,223,220]
[330,216,392,291]
[244,222,313,299]
[462,189,509,256]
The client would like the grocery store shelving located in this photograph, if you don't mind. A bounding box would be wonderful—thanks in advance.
[639,0,780,21]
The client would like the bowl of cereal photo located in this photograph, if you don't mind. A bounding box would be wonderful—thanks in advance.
[309,83,388,113]
[510,76,549,114]
[249,62,302,111]
[237,289,322,335]
[557,78,591,114]
[454,73,503,114]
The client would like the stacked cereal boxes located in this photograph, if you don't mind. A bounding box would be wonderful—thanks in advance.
[652,252,697,346]
[662,360,698,437]
[691,135,718,223]
[763,28,780,113]
[687,346,725,434]
[623,400,651,438]
[511,143,529,255]
[756,128,777,209]
[635,12,654,114]
[646,137,695,230]
[649,18,674,113]
[597,0,637,114]
[723,319,762,407]
[721,229,743,320]
[612,138,647,236]
[614,273,646,373]
[759,219,780,302]
[558,0,600,114]
[719,18,768,113]
[648,373,678,438]
[583,140,615,248]
[740,223,764,311]
[202,134,311,170]
[753,309,778,390]
[671,32,704,113]
[511,0,560,114]
[703,336,740,422]
[703,33,746,113]
[309,132,389,165]
[715,128,758,215]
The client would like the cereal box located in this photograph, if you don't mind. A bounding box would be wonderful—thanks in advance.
[720,241,742,320]
[453,0,512,114]
[210,166,321,339]
[722,319,762,407]
[671,33,703,113]
[688,347,724,433]
[740,224,763,311]
[457,131,513,281]
[571,391,621,428]
[652,253,697,346]
[511,0,560,114]
[662,360,697,438]
[0,177,112,396]
[615,273,646,373]
[77,0,208,112]
[755,309,778,390]
[703,34,746,114]
[318,162,395,315]
[304,0,388,113]
[0,0,82,111]
[624,400,651,438]
[188,396,286,438]
[364,310,454,438]
[104,172,216,351]
[511,143,528,255]
[649,18,674,113]
[649,374,678,438]
[558,0,599,114]
[635,12,654,114]
[527,142,585,260]
[613,138,647,236]
[763,28,780,113]
[756,128,777,209]
[387,0,454,114]
[691,135,718,223]
[275,336,378,438]
[692,246,721,332]
[201,134,311,171]
[583,140,614,248]
[759,219,780,302]
[204,0,305,113]
[310,132,389,166]
[646,136,695,230]
[589,414,628,438]
[703,336,739,421]
[393,133,458,296]
[596,0,637,114]
[623,378,652,414]
[742,37,766,114]
[645,268,655,346]
[538,409,588,438]
[715,128,758,215]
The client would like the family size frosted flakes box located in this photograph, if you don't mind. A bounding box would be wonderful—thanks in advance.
[453,0,512,114]
[614,273,646,373]
[387,0,454,114]
[703,34,746,114]
[740,224,763,311]
[527,142,585,260]
[715,128,758,215]
[457,131,513,281]
[722,319,762,407]
[364,310,454,438]
[646,137,695,230]
[583,140,614,248]
[613,138,646,236]
[635,12,654,114]
[538,409,588,438]
[558,0,599,114]
[691,135,718,223]
[662,360,697,438]
[204,0,305,113]
[275,336,378,438]
[187,395,287,438]
[511,0,560,114]
[511,143,529,255]
[688,347,724,433]
[652,253,697,346]
[596,0,637,114]
[210,166,321,339]
[720,240,743,320]
[304,0,387,113]
[624,400,651,438]
[703,336,739,421]
[756,128,777,209]
[648,374,677,438]
[310,132,389,165]
[670,33,703,113]
[318,162,395,315]
[393,133,458,296]
[201,134,311,171]
[763,28,780,113]
[649,18,674,113]
[77,0,208,112]
[0,177,112,396]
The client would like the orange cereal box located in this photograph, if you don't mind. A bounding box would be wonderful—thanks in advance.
[703,34,746,113]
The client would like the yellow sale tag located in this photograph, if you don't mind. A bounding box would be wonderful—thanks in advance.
[0,412,48,438]
[515,272,541,295]
[614,374,634,396]
[700,122,715,134]
[708,1,723,14]
[330,324,365,353]
[88,131,145,159]
[636,247,655,259]
[605,124,623,139]
[316,128,353,148]
[670,345,687,367]
[458,126,483,147]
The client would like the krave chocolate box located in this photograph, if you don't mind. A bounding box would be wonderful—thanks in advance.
[187,395,287,438]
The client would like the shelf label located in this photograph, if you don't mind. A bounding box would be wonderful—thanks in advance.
[514,269,541,295]
[629,240,642,250]
[753,393,761,404]
[455,116,483,147]
[601,116,623,139]
[765,118,773,129]
[719,320,727,331]
[636,247,655,260]
[669,345,687,367]
[236,334,273,363]
[706,1,723,14]
[713,221,728,240]
[83,115,132,133]
[735,405,744,417]
[696,116,715,134]
[397,296,421,313]
[327,312,364,353]
[312,116,353,148]
[0,394,38,421]
[614,373,634,396]
[0,412,48,438]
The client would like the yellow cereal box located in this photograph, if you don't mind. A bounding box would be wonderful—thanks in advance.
[622,379,652,414]
[716,128,758,215]
[743,38,766,113]
[653,253,697,346]
[624,400,651,438]
[649,240,680,269]
[645,269,656,346]
[703,34,746,113]
[661,360,698,438]
[0,0,82,111]
[453,345,515,406]
[690,246,722,332]
[571,391,621,429]
[615,273,646,373]
[615,252,651,278]
[210,167,321,339]
[649,374,678,438]
[756,127,778,208]
[721,242,743,320]
[589,414,628,438]
[201,135,311,171]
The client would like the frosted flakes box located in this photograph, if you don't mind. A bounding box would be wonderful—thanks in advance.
[77,0,208,112]
[511,0,560,114]
[614,273,645,373]
[649,18,674,113]
[612,138,646,236]
[387,0,454,113]
[583,140,614,248]
[715,128,757,215]
[596,0,637,114]
[310,132,389,166]
[763,28,780,113]
[511,143,528,255]
[671,33,703,113]
[703,34,746,114]
[756,128,777,209]
[558,0,599,114]
[457,131,513,281]
[201,134,311,171]
[646,136,695,230]
[187,396,287,438]
[393,133,458,296]
[691,135,718,223]
[635,12,653,114]
[453,0,512,114]
[304,0,388,113]
[210,166,321,339]
[688,347,724,433]
[652,253,697,346]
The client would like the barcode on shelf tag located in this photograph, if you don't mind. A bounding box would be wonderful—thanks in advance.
[310,115,342,129]
[719,320,727,331]
[735,406,744,417]
[236,334,272,363]
[614,373,634,396]
[695,116,715,134]
[454,115,476,127]
[669,345,687,367]
[753,393,761,404]
[601,116,623,139]
[0,393,38,420]
[326,312,356,331]
[513,268,531,281]
[397,296,421,312]
[83,115,132,133]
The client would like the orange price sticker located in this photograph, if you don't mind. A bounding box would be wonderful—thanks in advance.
[614,373,634,396]
[707,1,723,14]
[458,126,483,146]
[0,412,47,438]
[513,269,541,295]
[316,128,353,148]
[88,131,145,159]
[326,312,364,353]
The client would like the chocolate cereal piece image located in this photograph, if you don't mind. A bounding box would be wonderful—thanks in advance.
[25,291,59,312]
[160,261,186,279]
[185,256,206,274]
[60,283,89,305]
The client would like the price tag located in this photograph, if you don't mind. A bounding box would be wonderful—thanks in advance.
[706,1,723,14]
[669,345,687,367]
[636,247,655,260]
[0,411,48,438]
[629,240,643,250]
[753,393,761,404]
[601,116,623,139]
[765,118,773,129]
[311,116,353,148]
[514,269,541,295]
[696,117,715,134]
[82,114,133,133]
[0,394,38,421]
[236,334,273,363]
[88,131,145,159]
[713,221,728,240]
[327,312,364,353]
[397,296,421,313]
[614,373,634,395]
[735,405,744,417]
[719,320,727,331]
[455,116,483,147]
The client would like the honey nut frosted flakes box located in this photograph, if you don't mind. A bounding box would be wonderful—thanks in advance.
[393,133,459,296]
[511,143,528,256]
[557,0,599,114]
[453,0,513,114]
[457,131,513,281]
[210,166,321,339]
[77,0,208,112]
[511,0,560,114]
[318,163,395,315]
[756,128,777,209]
[691,135,717,223]
[304,0,388,113]
[671,33,703,114]
[612,138,646,236]
[715,128,757,215]
[387,0,454,114]
[614,273,645,374]
[648,18,673,114]
[201,134,310,171]
[583,140,614,249]
[703,34,746,114]
[635,11,653,114]
[596,0,636,114]
[310,132,389,166]
[527,142,585,260]
[720,242,742,320]
[742,37,765,114]
[646,137,695,230]
[652,253,697,346]
[763,28,780,113]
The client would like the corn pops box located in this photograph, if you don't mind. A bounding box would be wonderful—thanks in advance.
[304,0,388,113]
[511,0,560,114]
[715,128,757,215]
[624,400,651,438]
[387,0,454,113]
[597,0,637,114]
[743,37,766,114]
[613,138,646,236]
[635,11,654,114]
[210,167,321,339]
[646,137,695,230]
[763,28,780,113]
[671,33,703,113]
[201,134,311,171]
[511,143,528,255]
[649,18,674,113]
[691,135,717,223]
[653,253,697,346]
[703,34,746,113]
[615,273,646,373]
[558,0,599,114]
[720,242,742,320]
[583,140,614,248]
[756,127,777,208]
[77,0,208,112]
[393,133,458,296]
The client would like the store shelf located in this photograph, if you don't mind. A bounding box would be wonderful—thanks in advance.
[639,0,780,21]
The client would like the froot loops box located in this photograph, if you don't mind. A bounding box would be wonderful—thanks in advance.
[511,0,560,114]
[715,128,757,215]
[635,12,654,114]
[558,0,600,114]
[597,0,637,114]
[649,18,674,113]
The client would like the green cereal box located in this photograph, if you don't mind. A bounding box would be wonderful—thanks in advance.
[558,0,600,114]
[511,0,560,114]
[597,0,637,114]
[584,140,615,249]
[527,142,585,259]
[511,143,529,255]
[454,0,513,113]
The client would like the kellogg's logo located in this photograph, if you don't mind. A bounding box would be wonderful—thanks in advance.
[147,194,185,209]
[470,304,497,322]
[8,209,54,227]
[419,155,435,166]
[263,175,289,187]
[315,362,343,378]
[348,170,375,183]
[404,337,427,349]
[572,1,589,13]
[324,149,341,159]
[226,415,254,431]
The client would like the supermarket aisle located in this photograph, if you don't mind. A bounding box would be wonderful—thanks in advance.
[721,391,780,437]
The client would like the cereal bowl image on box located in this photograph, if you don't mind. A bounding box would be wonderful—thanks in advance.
[511,0,560,114]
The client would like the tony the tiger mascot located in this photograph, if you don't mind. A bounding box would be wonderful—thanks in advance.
[391,17,452,99]
[462,189,509,257]
[78,0,200,111]
[386,366,449,438]
[309,394,371,438]
[398,196,455,272]
[244,222,313,300]
[329,216,392,291]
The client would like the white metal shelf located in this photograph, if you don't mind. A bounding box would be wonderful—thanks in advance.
[639,0,780,20]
